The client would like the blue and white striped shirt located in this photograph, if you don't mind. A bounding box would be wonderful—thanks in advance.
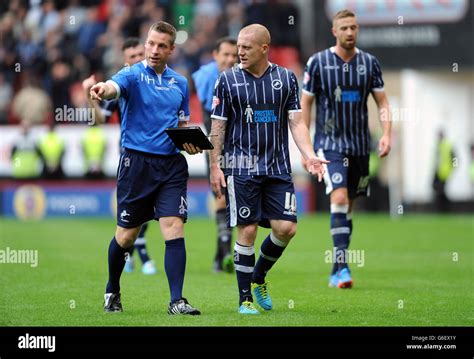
[211,63,301,176]
[303,47,384,156]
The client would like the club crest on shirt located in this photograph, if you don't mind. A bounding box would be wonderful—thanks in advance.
[271,79,283,90]
[356,65,366,75]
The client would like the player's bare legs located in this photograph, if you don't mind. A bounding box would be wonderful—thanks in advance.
[159,216,184,240]
[236,222,258,246]
[269,219,297,243]
[115,225,142,247]
[329,188,353,288]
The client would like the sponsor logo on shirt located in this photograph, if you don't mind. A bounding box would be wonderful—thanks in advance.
[334,85,361,103]
[341,90,361,102]
[356,65,366,75]
[254,110,277,123]
[232,82,250,87]
[246,104,278,123]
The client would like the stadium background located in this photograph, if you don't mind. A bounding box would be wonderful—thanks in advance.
[0,0,472,327]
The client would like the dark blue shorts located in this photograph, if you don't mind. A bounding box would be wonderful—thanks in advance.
[317,149,370,199]
[224,174,297,228]
[116,149,188,228]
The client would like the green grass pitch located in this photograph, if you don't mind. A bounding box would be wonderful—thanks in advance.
[0,214,472,326]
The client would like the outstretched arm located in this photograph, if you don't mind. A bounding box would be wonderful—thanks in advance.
[89,82,117,101]
[288,110,329,182]
[209,119,227,198]
[82,75,106,124]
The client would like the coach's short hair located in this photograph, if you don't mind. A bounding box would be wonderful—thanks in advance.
[214,37,237,52]
[122,37,140,52]
[333,9,356,24]
[148,21,177,45]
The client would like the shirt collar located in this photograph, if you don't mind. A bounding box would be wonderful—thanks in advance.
[143,59,168,76]
[330,46,360,54]
[237,62,273,72]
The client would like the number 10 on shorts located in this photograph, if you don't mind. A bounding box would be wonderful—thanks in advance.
[284,192,297,214]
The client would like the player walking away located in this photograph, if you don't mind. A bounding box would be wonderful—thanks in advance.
[301,9,392,289]
[82,38,157,276]
[210,24,328,314]
[90,22,202,315]
[192,37,238,274]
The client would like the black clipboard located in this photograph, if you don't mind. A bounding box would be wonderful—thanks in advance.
[165,126,214,150]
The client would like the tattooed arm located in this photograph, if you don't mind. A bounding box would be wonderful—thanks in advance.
[209,118,227,198]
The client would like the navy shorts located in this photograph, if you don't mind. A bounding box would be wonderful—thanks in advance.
[116,148,188,228]
[224,174,297,228]
[317,149,370,199]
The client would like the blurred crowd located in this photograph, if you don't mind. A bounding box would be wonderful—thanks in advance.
[0,0,302,126]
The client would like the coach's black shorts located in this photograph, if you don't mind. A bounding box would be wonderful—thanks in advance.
[116,148,188,228]
[317,149,370,199]
[224,174,297,228]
